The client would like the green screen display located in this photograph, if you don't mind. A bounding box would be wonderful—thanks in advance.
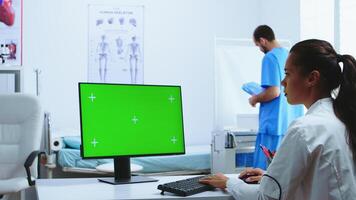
[79,83,185,158]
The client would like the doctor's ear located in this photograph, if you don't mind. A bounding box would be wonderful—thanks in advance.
[258,38,268,45]
[306,70,321,87]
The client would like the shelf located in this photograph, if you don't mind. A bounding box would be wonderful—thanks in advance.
[0,68,22,92]
[0,66,22,70]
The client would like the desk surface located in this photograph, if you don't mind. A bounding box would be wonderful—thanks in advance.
[36,175,234,200]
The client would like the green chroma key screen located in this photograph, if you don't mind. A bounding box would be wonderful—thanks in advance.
[79,83,185,158]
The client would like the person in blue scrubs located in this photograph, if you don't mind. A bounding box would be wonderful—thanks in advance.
[249,25,304,169]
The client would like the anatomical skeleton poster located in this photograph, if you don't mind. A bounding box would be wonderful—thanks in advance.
[88,5,144,84]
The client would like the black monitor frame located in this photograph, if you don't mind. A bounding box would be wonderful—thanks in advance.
[78,83,185,184]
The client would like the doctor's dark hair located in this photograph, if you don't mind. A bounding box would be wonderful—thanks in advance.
[253,25,275,42]
[290,39,356,163]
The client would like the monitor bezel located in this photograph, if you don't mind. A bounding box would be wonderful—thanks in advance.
[78,82,186,160]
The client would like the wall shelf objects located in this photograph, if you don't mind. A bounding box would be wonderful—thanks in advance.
[0,0,23,93]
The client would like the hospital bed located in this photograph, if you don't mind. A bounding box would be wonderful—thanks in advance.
[42,113,211,178]
[45,135,211,178]
[41,113,210,178]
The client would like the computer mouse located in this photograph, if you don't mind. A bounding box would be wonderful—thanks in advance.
[239,174,259,184]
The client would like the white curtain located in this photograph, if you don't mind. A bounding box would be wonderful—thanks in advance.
[214,39,262,131]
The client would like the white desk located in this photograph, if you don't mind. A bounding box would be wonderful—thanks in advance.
[36,175,235,200]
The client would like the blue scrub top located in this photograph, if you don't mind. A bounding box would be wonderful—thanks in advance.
[259,47,304,136]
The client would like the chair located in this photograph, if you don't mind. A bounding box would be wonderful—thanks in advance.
[0,94,44,200]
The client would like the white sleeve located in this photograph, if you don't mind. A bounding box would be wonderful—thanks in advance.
[226,178,259,199]
[259,124,310,199]
[226,178,277,200]
[226,124,310,200]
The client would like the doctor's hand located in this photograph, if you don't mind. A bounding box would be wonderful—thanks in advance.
[199,173,228,189]
[249,95,258,107]
[239,167,264,183]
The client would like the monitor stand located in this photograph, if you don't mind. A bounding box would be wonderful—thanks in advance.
[98,157,157,185]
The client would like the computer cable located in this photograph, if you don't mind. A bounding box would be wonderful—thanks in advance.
[262,174,281,200]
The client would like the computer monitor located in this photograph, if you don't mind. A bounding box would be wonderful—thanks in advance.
[78,83,185,184]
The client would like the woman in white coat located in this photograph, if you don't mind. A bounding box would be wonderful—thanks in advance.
[200,39,356,200]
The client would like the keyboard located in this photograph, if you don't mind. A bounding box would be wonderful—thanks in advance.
[157,175,215,196]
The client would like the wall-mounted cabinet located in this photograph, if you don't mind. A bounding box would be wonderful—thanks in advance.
[0,66,22,93]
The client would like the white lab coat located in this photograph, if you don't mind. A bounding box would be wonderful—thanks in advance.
[226,98,356,200]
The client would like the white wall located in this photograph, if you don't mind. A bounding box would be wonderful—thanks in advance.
[22,0,301,145]
[259,0,300,44]
[215,0,260,38]
[23,0,216,145]
[215,0,300,42]
[300,0,335,43]
[339,0,356,55]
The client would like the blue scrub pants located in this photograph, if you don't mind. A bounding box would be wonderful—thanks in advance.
[253,133,284,170]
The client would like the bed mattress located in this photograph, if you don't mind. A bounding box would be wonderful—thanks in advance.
[57,143,210,173]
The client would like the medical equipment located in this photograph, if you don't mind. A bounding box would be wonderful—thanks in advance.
[211,130,257,174]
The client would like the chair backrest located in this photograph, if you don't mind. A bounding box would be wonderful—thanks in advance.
[0,94,42,179]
